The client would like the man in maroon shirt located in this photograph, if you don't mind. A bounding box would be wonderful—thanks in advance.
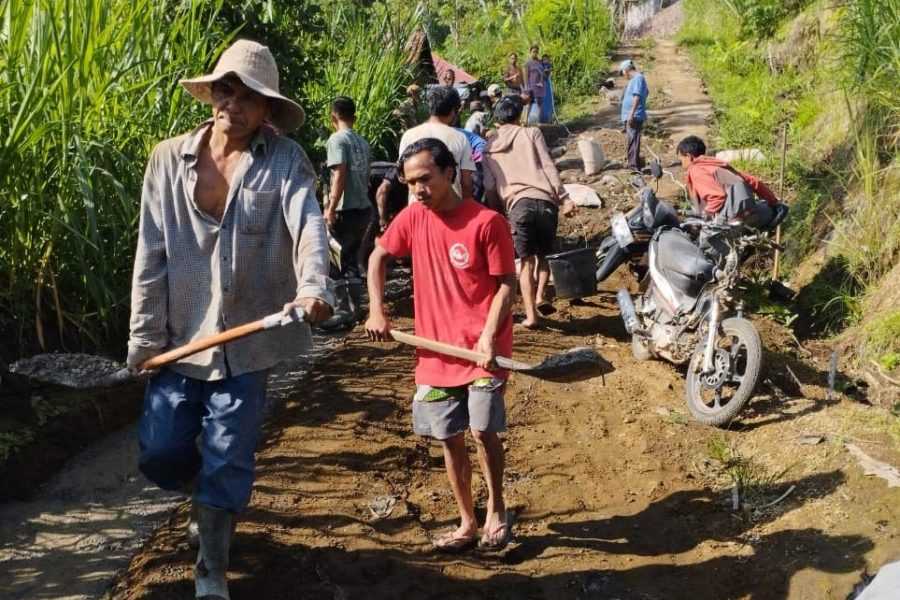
[677,135,778,218]
[366,138,517,551]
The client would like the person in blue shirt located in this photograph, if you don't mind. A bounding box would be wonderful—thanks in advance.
[620,59,649,171]
[455,126,488,203]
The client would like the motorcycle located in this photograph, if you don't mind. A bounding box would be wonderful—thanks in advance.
[613,197,789,426]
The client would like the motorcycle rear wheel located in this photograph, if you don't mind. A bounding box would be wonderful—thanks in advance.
[685,317,762,427]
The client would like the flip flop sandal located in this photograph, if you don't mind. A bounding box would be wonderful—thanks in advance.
[478,513,514,550]
[431,530,478,553]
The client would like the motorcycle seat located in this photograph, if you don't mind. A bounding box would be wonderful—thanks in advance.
[656,229,715,281]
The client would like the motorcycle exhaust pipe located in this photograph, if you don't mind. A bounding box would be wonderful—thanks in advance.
[617,288,641,334]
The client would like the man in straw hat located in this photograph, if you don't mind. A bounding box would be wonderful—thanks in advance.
[127,39,334,600]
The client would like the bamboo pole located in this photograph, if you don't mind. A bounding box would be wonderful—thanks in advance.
[772,124,788,281]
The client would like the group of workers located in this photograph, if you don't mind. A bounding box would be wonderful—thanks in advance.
[503,45,557,124]
[126,38,778,600]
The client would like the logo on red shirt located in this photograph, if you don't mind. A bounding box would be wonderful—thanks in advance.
[448,243,470,269]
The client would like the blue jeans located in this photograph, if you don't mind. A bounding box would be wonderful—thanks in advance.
[138,367,268,513]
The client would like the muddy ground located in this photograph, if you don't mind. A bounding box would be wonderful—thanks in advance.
[108,297,900,599]
[108,21,900,600]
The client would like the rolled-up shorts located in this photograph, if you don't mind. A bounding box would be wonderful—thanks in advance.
[412,378,506,440]
[508,197,559,258]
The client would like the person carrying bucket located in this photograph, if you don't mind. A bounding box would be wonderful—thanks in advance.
[482,96,577,329]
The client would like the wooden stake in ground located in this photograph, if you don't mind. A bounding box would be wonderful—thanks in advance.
[772,124,788,281]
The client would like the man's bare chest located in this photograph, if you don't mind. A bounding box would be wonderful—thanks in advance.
[194,154,243,222]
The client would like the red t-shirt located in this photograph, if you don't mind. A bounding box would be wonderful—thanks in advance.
[379,198,516,386]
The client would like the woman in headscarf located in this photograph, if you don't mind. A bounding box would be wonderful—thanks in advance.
[540,53,556,124]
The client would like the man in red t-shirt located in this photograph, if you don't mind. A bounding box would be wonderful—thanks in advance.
[366,138,517,552]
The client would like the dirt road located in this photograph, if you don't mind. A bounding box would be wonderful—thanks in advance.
[110,14,900,600]
[109,302,900,599]
[6,4,899,599]
[0,349,334,600]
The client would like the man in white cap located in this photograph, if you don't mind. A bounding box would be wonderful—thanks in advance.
[620,58,649,171]
[127,39,333,600]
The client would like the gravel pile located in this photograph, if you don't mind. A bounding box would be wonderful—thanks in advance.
[10,352,124,389]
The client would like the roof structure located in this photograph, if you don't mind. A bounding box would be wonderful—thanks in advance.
[431,53,478,84]
[405,29,437,84]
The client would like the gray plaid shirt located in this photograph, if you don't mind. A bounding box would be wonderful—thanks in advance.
[128,121,334,381]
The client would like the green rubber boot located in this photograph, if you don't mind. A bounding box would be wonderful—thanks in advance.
[194,504,232,600]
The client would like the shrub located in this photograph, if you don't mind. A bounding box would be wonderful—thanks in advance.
[301,5,414,161]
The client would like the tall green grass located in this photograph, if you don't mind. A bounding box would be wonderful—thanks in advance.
[0,0,229,353]
[302,6,413,160]
[676,0,800,152]
[841,0,900,144]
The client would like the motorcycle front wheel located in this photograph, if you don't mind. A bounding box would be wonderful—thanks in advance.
[685,317,762,427]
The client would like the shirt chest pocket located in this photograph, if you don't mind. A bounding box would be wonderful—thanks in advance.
[239,188,278,235]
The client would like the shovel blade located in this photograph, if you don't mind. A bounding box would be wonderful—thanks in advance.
[9,354,134,390]
[497,347,606,378]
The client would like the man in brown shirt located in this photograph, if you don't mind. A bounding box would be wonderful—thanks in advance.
[483,96,576,328]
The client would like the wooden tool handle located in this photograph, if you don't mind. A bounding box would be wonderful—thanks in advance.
[389,330,489,364]
[138,307,305,371]
[141,320,266,370]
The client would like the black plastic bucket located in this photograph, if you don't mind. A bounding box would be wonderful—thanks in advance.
[547,247,597,299]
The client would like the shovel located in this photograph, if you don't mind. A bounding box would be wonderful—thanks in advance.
[10,308,307,390]
[389,330,606,378]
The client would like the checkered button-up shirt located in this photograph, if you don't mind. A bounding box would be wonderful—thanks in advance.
[128,121,334,381]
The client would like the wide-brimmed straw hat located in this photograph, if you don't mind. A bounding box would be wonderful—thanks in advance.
[180,40,305,132]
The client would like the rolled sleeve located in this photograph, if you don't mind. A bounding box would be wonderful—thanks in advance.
[282,148,335,308]
[459,145,476,173]
[128,148,169,365]
[326,134,347,169]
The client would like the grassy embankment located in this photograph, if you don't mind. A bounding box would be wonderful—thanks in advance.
[677,0,899,400]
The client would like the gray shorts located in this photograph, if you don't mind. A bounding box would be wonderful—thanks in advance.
[412,379,507,440]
